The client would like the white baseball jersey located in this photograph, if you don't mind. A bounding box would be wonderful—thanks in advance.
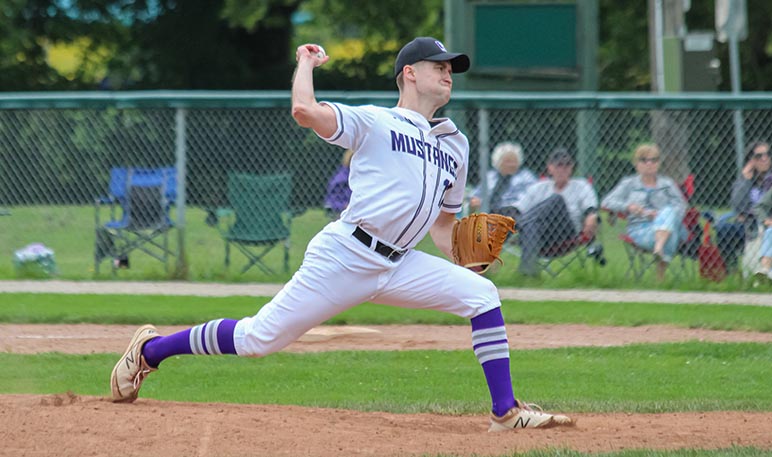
[320,103,468,250]
[233,103,498,358]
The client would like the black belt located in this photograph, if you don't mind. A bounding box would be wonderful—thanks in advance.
[352,226,406,262]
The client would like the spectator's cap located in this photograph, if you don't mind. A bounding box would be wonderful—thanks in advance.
[548,148,574,166]
[395,37,470,77]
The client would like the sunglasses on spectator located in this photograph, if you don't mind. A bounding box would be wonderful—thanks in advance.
[752,152,770,159]
[552,161,574,167]
[638,157,659,163]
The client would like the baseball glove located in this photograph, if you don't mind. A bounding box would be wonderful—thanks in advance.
[451,213,516,274]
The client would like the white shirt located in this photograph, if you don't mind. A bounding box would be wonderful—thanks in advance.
[515,178,598,233]
[319,103,469,250]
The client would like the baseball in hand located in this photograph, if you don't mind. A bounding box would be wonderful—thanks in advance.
[314,46,326,65]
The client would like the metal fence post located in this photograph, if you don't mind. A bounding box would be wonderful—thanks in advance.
[729,34,746,174]
[576,109,595,177]
[174,107,188,278]
[477,107,490,213]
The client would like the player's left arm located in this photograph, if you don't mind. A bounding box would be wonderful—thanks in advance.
[291,44,336,138]
[430,211,456,259]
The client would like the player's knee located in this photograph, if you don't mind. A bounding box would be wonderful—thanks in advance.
[233,317,284,358]
[462,273,500,317]
[477,276,500,305]
[234,338,270,358]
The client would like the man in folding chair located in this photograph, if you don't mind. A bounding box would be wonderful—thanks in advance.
[512,148,599,276]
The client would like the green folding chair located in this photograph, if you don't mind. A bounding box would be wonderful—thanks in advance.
[215,172,293,275]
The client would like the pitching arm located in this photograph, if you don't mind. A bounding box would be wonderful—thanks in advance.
[291,44,336,138]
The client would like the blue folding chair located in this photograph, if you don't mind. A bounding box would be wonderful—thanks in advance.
[94,167,176,274]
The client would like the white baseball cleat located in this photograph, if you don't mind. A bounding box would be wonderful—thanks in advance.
[488,402,575,431]
[110,324,159,403]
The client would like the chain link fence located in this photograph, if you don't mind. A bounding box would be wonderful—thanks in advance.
[1,92,771,286]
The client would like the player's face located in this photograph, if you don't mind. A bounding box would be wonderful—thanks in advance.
[413,60,453,104]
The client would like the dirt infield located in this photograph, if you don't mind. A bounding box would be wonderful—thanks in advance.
[4,394,771,457]
[3,323,772,456]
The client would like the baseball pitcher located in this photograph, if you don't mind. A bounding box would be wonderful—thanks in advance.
[110,37,574,431]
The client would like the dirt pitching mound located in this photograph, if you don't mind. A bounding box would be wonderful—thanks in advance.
[3,393,771,457]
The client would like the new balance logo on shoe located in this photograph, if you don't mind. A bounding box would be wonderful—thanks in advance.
[513,416,531,428]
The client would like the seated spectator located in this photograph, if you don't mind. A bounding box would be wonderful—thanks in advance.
[324,149,354,220]
[752,186,772,282]
[468,142,536,219]
[715,140,772,271]
[513,147,598,276]
[601,143,687,280]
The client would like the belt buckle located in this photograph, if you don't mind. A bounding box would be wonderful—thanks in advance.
[386,248,404,261]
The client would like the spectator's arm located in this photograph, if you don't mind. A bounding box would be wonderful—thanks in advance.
[581,208,599,238]
[667,178,688,215]
[580,181,599,236]
[754,187,772,224]
[600,177,630,213]
[729,176,754,215]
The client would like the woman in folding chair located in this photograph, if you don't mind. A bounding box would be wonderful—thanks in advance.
[714,140,771,273]
[512,148,599,276]
[601,143,688,281]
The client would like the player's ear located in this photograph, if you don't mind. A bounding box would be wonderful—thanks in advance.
[404,65,417,81]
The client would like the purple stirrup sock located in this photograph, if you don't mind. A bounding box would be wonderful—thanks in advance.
[142,319,238,368]
[471,308,516,417]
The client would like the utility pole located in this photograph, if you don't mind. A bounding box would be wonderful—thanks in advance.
[649,0,686,93]
[716,0,748,173]
[648,0,690,181]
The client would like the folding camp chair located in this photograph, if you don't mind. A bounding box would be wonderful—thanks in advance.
[213,172,292,275]
[532,232,606,278]
[94,167,176,274]
[612,208,700,280]
[503,224,606,278]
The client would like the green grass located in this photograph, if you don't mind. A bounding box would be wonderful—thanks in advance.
[0,205,331,282]
[1,294,769,456]
[1,293,771,331]
[2,342,771,414]
[2,204,770,291]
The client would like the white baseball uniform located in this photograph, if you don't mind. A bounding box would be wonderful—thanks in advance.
[233,103,501,357]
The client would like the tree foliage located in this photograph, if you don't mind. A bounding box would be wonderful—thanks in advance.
[0,0,770,91]
[597,0,772,91]
[598,0,650,91]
